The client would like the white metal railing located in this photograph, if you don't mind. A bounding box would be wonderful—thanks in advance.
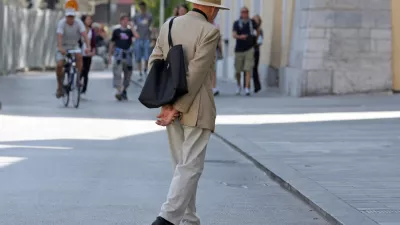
[0,3,63,75]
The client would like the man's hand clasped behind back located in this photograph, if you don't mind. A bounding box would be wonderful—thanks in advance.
[156,105,181,126]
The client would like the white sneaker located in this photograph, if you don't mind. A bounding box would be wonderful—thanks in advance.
[245,88,251,96]
[236,87,241,95]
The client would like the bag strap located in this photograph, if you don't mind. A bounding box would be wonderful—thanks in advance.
[168,17,176,48]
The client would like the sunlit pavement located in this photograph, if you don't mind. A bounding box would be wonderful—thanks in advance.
[0,71,330,225]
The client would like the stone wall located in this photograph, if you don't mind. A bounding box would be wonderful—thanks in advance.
[0,3,63,75]
[282,0,392,96]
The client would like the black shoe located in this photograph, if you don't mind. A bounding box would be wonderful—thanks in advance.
[151,216,174,225]
[121,90,128,100]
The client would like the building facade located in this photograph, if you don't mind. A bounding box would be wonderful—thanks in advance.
[217,0,398,97]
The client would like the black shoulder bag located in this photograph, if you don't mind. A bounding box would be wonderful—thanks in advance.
[138,17,188,109]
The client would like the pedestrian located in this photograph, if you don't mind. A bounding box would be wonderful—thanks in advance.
[174,5,180,17]
[232,6,259,96]
[167,5,180,22]
[108,14,139,101]
[178,4,189,16]
[252,14,263,93]
[80,15,96,94]
[132,1,153,81]
[148,0,229,224]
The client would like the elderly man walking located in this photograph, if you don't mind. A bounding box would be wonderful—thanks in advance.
[148,1,229,225]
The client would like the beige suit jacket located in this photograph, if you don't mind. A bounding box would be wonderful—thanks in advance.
[149,11,220,132]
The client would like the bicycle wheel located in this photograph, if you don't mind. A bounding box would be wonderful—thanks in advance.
[62,73,70,107]
[71,72,81,108]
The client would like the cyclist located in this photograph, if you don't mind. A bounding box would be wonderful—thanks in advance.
[109,14,139,101]
[55,8,91,98]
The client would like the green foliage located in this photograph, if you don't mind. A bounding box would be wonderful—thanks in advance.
[137,0,192,27]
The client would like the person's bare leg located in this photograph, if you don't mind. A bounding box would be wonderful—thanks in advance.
[137,61,142,73]
[245,71,251,89]
[56,60,64,97]
[245,71,252,95]
[75,54,83,86]
[236,72,241,95]
[236,72,241,87]
[137,60,143,81]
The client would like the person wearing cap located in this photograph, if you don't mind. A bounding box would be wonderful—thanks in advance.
[148,1,229,224]
[55,8,91,98]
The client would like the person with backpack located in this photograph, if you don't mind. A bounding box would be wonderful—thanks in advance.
[232,6,259,96]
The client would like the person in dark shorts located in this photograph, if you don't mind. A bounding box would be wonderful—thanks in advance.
[232,6,259,96]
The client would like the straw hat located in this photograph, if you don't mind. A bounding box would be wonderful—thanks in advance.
[186,0,229,10]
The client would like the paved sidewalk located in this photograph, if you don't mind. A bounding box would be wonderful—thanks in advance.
[133,76,400,225]
[212,82,400,225]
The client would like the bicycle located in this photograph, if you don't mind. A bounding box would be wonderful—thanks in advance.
[62,49,82,108]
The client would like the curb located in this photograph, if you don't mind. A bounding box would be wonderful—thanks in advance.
[212,133,341,224]
[212,133,380,225]
[131,78,380,225]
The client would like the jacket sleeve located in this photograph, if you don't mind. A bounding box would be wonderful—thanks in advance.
[173,28,220,113]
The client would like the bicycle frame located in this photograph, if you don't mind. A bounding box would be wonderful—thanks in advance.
[64,49,81,89]
[62,49,82,108]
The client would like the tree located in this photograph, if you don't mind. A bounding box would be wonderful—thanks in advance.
[137,0,191,27]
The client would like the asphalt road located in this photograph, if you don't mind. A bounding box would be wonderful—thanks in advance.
[0,71,330,225]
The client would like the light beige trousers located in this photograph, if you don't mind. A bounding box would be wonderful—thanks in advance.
[160,121,211,225]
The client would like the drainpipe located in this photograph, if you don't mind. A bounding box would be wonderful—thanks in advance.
[222,0,231,80]
[107,0,111,26]
[160,0,165,28]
